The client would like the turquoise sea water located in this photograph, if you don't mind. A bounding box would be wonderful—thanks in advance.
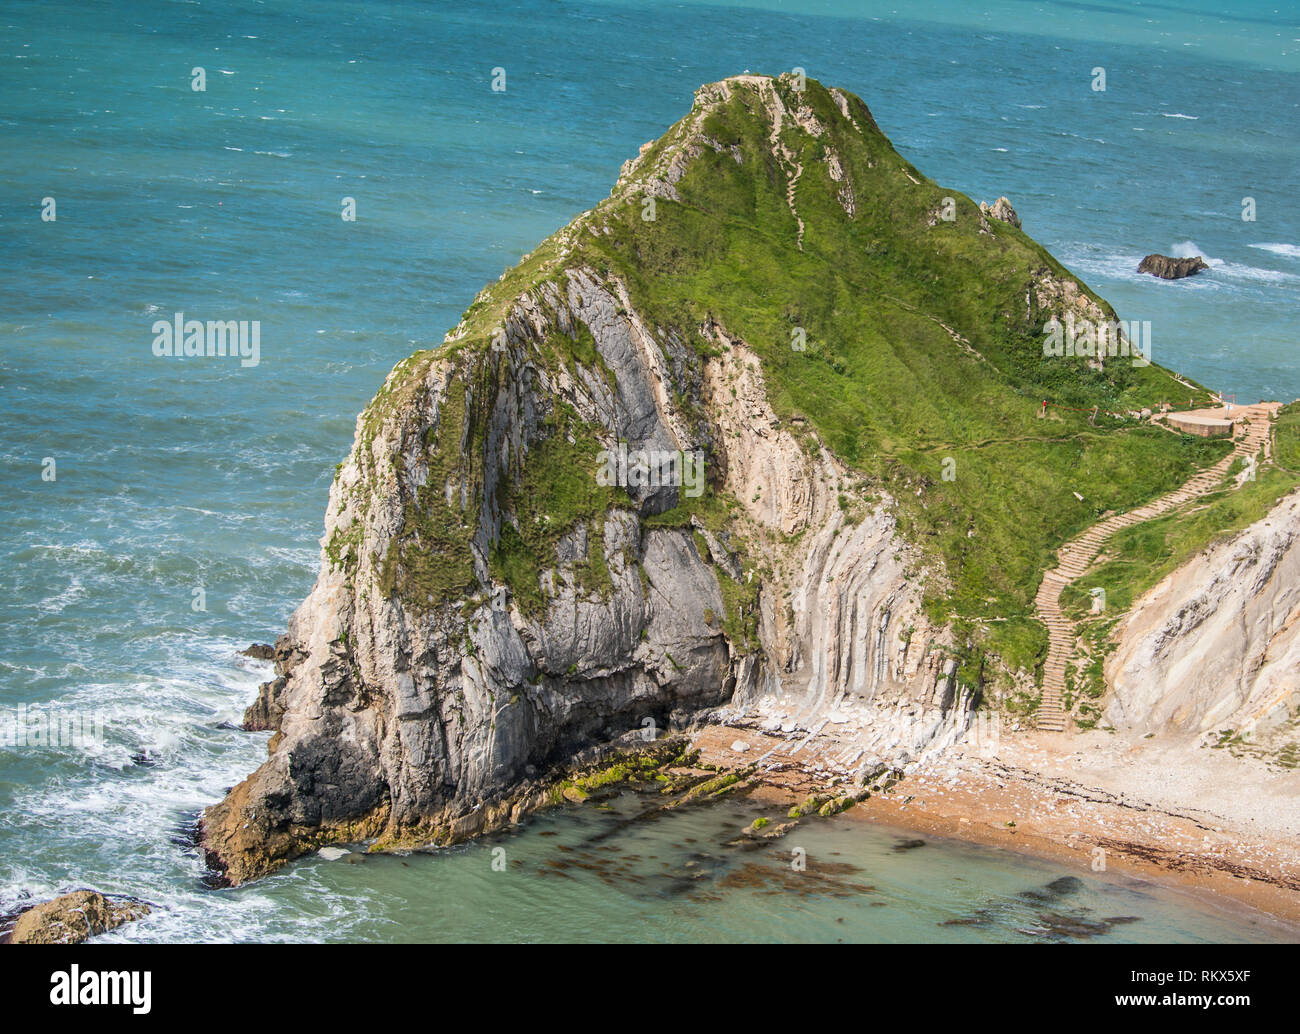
[1,0,1297,942]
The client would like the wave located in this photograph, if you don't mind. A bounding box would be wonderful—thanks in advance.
[1056,242,1300,290]
[1250,243,1300,260]
[1169,240,1215,261]
[0,630,341,943]
[1054,245,1165,286]
[35,577,87,616]
[1170,241,1300,284]
[1219,265,1300,284]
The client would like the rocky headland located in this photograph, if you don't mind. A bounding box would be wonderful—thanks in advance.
[200,74,1299,919]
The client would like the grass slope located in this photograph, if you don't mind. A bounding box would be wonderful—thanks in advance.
[571,76,1242,681]
[371,74,1293,694]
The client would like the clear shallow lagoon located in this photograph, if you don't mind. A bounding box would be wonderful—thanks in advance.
[1,0,1297,942]
[105,792,1300,945]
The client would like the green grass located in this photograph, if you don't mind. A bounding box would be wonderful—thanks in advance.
[563,76,1243,671]
[1062,403,1300,620]
[378,373,481,608]
[359,74,1297,683]
[489,400,625,618]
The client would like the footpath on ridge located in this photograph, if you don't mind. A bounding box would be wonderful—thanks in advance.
[1034,404,1277,731]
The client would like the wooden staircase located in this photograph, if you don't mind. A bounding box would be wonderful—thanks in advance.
[1034,409,1274,732]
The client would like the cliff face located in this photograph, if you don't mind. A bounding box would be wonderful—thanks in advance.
[1106,491,1300,739]
[703,330,965,736]
[203,262,954,885]
[204,273,744,882]
[201,73,1218,883]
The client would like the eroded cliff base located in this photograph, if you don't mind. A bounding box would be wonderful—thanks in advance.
[200,733,711,886]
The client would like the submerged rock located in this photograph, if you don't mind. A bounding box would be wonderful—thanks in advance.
[1045,875,1084,897]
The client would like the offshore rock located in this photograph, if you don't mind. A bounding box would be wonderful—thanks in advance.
[1138,253,1209,279]
[7,891,151,945]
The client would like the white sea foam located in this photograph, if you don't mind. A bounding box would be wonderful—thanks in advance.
[1169,240,1216,261]
[1221,265,1299,284]
[35,576,87,615]
[1250,243,1300,260]
[1167,241,1299,284]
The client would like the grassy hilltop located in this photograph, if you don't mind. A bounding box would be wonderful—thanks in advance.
[358,74,1297,699]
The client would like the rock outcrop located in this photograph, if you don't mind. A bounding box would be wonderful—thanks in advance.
[702,328,972,764]
[1106,490,1300,738]
[201,253,971,884]
[1138,253,1209,279]
[980,195,1021,228]
[202,269,750,884]
[5,891,150,945]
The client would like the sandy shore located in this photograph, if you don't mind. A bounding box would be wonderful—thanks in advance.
[689,723,1300,932]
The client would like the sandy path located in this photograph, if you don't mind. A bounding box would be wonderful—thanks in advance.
[1036,403,1277,730]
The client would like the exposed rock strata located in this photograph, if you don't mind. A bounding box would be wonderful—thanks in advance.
[1106,490,1300,739]
[198,75,1086,883]
[202,262,972,883]
[202,269,751,883]
[700,326,968,756]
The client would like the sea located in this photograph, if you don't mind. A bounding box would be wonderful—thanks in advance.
[1,0,1297,942]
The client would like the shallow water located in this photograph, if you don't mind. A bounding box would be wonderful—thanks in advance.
[1,0,1297,942]
[99,790,1296,944]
